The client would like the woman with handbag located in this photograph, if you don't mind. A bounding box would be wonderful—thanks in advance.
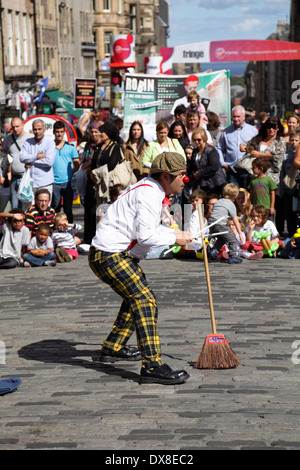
[239,116,286,186]
[240,116,286,232]
[168,121,190,150]
[80,121,103,244]
[187,127,226,197]
[84,122,123,244]
[123,121,149,181]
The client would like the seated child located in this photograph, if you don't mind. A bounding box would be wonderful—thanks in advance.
[186,189,208,252]
[245,204,281,256]
[96,184,125,225]
[222,217,263,260]
[186,90,208,128]
[51,212,82,263]
[23,223,56,267]
[208,183,244,263]
[280,228,300,259]
[0,209,30,269]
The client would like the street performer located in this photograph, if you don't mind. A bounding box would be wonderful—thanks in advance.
[88,152,192,385]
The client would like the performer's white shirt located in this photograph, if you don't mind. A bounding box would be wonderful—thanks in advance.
[91,177,176,259]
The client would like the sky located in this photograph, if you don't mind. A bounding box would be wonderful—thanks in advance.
[167,0,291,75]
[167,0,291,46]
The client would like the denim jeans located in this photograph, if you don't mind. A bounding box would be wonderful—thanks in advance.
[10,175,23,209]
[52,181,74,223]
[227,169,249,190]
[23,251,56,267]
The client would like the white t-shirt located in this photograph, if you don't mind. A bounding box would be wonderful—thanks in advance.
[186,209,209,251]
[247,220,279,242]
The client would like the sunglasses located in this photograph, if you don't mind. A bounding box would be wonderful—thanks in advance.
[266,123,278,129]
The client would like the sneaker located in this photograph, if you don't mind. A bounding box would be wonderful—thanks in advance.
[60,248,72,262]
[23,261,31,268]
[208,251,220,262]
[140,363,190,385]
[43,260,57,267]
[55,248,64,263]
[228,256,243,264]
[249,251,264,260]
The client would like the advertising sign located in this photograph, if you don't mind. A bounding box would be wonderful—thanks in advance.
[74,78,97,109]
[161,39,300,74]
[123,70,231,136]
[110,34,136,68]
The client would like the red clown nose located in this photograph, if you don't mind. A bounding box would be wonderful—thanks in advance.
[183,176,189,183]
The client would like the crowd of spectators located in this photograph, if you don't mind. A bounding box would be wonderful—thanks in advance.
[1,96,300,269]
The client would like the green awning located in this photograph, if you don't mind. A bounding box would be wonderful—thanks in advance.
[45,90,83,118]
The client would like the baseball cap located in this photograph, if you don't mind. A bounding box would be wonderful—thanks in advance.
[150,152,186,176]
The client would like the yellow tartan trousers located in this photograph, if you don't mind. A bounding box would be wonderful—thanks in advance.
[88,246,163,369]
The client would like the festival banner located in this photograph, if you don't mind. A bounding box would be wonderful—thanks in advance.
[123,70,231,137]
[161,40,300,74]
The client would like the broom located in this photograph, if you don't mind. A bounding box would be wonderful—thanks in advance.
[195,204,239,369]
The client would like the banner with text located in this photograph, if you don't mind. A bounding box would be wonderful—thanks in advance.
[123,70,231,136]
[161,40,300,74]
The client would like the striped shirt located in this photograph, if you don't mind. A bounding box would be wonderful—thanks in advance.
[25,205,55,237]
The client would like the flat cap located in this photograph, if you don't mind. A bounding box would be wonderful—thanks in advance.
[150,152,186,176]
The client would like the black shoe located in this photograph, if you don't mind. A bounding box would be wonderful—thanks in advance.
[98,346,141,363]
[140,364,190,385]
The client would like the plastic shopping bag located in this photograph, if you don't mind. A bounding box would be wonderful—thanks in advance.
[17,168,34,202]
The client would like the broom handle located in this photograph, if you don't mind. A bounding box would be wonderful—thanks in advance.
[197,204,217,335]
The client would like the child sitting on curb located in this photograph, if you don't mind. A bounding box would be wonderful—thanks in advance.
[0,209,30,269]
[221,217,263,261]
[23,223,56,267]
[51,212,82,263]
[245,205,281,257]
[208,183,244,264]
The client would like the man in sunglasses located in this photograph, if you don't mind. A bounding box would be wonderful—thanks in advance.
[216,105,258,188]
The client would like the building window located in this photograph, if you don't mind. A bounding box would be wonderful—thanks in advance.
[7,10,14,66]
[103,0,111,12]
[118,0,122,14]
[129,5,136,34]
[104,31,112,58]
[15,13,22,66]
[22,14,28,65]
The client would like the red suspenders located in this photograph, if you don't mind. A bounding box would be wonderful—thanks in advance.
[123,183,154,251]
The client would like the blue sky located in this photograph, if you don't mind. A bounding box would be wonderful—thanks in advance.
[167,0,291,46]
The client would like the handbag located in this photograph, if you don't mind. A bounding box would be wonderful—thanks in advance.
[17,168,34,202]
[75,165,88,196]
[234,153,255,175]
[109,159,137,188]
[283,165,300,190]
